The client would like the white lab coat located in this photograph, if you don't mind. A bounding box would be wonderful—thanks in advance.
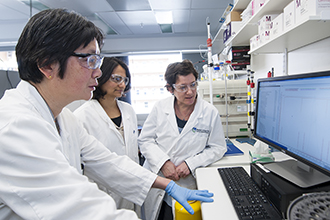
[0,81,157,220]
[74,99,140,212]
[138,95,227,220]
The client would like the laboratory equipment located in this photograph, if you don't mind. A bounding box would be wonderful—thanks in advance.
[198,79,248,137]
[206,22,213,104]
[174,200,201,220]
[287,192,330,220]
[254,71,330,188]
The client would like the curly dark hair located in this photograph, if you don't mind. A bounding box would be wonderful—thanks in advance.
[92,57,131,100]
[164,59,198,91]
[16,8,104,83]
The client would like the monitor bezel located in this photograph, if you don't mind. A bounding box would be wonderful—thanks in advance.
[253,70,330,177]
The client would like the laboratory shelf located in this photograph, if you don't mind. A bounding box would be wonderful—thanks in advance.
[224,0,292,47]
[249,16,330,54]
[232,0,251,11]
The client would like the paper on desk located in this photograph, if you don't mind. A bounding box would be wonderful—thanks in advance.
[249,140,274,163]
[254,140,269,154]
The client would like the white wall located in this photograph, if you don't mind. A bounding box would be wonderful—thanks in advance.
[288,37,330,75]
[251,37,330,81]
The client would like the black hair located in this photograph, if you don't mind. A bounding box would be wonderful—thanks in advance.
[93,57,131,100]
[164,59,198,91]
[16,8,104,83]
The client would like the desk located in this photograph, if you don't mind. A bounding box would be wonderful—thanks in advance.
[196,165,250,220]
[196,139,292,220]
[209,139,255,167]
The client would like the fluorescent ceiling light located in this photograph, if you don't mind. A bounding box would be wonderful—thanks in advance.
[0,41,17,47]
[154,11,173,24]
[159,24,172,33]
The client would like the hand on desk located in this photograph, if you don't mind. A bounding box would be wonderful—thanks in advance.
[165,180,214,214]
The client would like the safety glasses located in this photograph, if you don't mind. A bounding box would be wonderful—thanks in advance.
[110,74,129,86]
[172,81,198,93]
[71,53,104,70]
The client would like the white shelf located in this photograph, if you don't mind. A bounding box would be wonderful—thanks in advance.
[212,0,252,46]
[233,0,251,11]
[225,0,292,47]
[250,16,330,54]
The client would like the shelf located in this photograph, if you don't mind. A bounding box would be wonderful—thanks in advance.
[249,16,330,54]
[232,0,251,11]
[224,0,292,46]
[212,0,251,45]
[211,0,252,53]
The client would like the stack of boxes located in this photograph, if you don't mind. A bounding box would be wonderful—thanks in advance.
[250,14,278,50]
[228,46,250,71]
[295,0,330,23]
[223,10,242,44]
[249,0,330,50]
[258,14,279,44]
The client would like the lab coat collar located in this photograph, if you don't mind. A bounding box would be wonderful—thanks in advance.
[90,99,111,124]
[164,95,180,134]
[90,99,131,124]
[117,99,131,122]
[90,99,129,145]
[17,81,58,131]
[163,95,204,135]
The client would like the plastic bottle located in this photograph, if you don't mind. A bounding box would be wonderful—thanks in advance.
[200,64,208,81]
[213,65,220,80]
[222,60,235,80]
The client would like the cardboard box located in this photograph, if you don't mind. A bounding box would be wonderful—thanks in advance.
[270,13,283,39]
[284,1,295,31]
[225,10,242,25]
[258,14,280,34]
[295,0,330,24]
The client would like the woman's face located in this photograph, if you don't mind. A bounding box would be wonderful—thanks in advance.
[61,38,102,102]
[101,65,127,100]
[172,73,197,106]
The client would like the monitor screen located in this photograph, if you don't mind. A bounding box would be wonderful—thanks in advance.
[254,71,330,188]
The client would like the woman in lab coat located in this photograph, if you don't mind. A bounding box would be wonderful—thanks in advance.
[0,9,214,219]
[74,57,141,215]
[139,60,227,220]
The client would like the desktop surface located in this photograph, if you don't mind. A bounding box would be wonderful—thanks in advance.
[196,165,250,220]
[196,139,294,220]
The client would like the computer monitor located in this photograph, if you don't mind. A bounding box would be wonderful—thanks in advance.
[254,71,330,188]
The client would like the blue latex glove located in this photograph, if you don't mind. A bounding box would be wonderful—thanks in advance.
[165,180,214,215]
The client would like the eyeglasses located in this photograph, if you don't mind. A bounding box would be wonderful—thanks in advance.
[110,74,129,86]
[172,81,198,93]
[71,53,104,70]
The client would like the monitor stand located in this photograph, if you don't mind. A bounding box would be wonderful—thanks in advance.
[264,160,330,188]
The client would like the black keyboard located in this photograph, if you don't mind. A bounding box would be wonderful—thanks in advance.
[218,167,282,220]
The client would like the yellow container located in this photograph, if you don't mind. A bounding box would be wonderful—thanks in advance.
[174,200,202,220]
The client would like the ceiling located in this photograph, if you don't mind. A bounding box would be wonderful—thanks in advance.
[0,0,232,54]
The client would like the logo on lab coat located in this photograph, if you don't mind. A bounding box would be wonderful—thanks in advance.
[192,127,210,134]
